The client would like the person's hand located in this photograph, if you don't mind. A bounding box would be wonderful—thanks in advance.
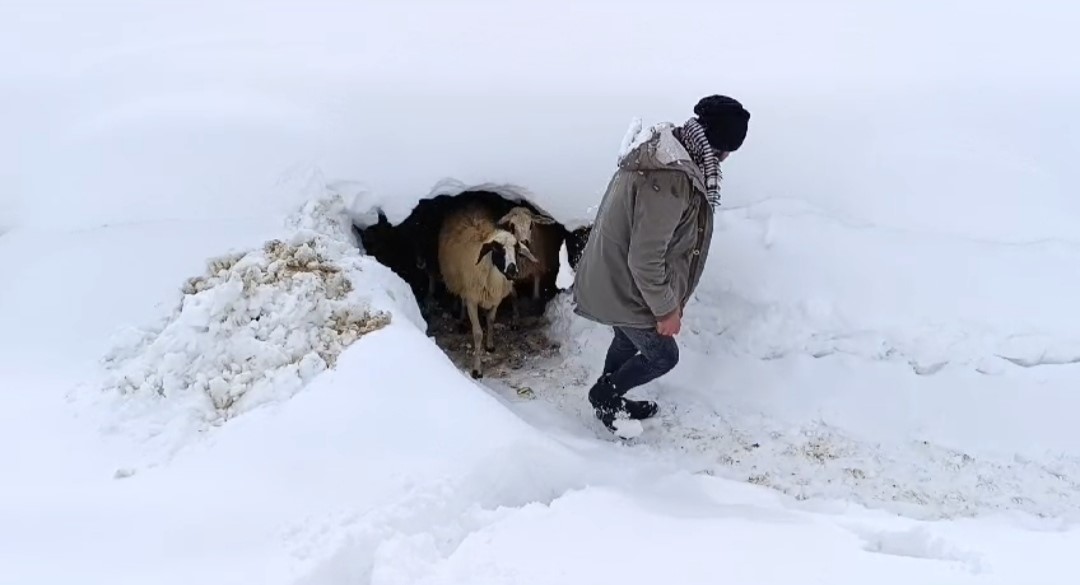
[656,309,682,337]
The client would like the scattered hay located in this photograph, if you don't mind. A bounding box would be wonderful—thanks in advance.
[182,239,353,300]
[102,204,392,421]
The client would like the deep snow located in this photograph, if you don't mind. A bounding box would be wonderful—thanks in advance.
[3,0,1080,583]
[4,193,1080,585]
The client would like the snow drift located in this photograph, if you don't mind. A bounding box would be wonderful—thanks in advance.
[100,197,393,422]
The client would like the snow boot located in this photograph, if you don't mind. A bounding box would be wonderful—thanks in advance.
[623,397,659,420]
[588,377,625,433]
[593,374,658,421]
[588,377,657,436]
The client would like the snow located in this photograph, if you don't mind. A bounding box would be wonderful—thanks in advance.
[3,0,1080,583]
[617,117,646,161]
[87,197,403,464]
[555,242,574,289]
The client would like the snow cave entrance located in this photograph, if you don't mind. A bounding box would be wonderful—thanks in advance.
[355,189,591,380]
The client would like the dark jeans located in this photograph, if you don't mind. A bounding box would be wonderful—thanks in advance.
[601,325,679,396]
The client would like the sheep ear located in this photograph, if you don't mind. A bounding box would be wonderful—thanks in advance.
[476,242,495,264]
[517,242,539,263]
[533,214,557,225]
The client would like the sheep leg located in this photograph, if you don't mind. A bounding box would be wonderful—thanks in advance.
[457,297,470,332]
[466,301,484,378]
[532,275,541,300]
[485,305,498,352]
[507,288,521,330]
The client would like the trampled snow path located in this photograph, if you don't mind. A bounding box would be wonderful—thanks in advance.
[473,201,1080,523]
[481,297,1080,523]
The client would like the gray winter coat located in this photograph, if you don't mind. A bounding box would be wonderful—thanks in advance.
[573,124,715,328]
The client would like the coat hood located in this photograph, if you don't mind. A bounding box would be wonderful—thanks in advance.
[617,123,708,195]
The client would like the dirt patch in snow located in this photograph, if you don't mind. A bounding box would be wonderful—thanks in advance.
[424,298,561,382]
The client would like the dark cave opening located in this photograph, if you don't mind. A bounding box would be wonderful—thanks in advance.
[352,189,593,379]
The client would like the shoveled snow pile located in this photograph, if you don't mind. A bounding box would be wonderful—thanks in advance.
[98,196,391,423]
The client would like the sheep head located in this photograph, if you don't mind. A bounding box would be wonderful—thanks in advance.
[476,229,536,280]
[497,206,557,247]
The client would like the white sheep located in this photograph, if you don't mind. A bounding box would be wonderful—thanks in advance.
[438,203,537,378]
[497,206,560,316]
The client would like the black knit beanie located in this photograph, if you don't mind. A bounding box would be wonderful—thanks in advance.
[694,95,751,152]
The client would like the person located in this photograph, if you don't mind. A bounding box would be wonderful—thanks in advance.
[571,95,750,434]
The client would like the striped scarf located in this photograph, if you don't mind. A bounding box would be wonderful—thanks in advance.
[679,118,722,207]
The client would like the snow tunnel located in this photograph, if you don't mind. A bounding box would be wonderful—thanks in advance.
[351,186,594,379]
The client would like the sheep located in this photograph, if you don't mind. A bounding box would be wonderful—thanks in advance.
[413,251,441,311]
[357,210,446,318]
[565,225,592,271]
[358,211,426,295]
[496,206,562,317]
[395,203,445,312]
[438,203,538,378]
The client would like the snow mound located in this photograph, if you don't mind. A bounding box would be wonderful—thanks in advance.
[99,196,391,422]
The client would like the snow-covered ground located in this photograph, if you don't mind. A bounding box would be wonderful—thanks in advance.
[3,0,1080,583]
[5,192,1080,584]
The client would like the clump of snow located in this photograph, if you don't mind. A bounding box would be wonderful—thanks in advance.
[99,195,391,421]
[853,524,986,571]
[616,117,690,169]
[555,242,574,289]
[616,116,644,160]
[617,117,672,165]
[611,418,643,440]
